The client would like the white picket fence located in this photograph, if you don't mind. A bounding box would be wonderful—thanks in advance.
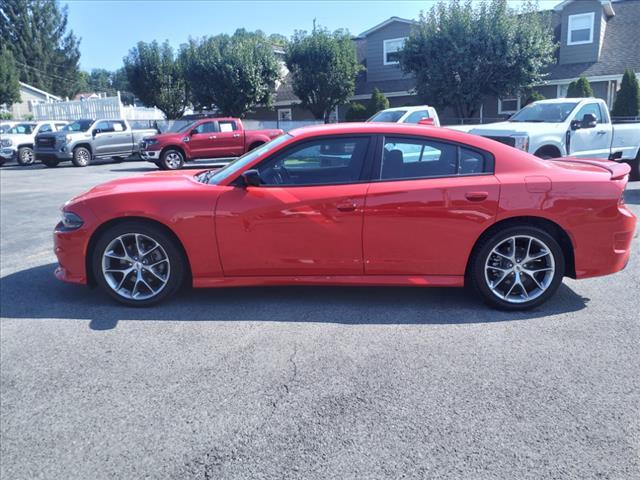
[33,94,165,121]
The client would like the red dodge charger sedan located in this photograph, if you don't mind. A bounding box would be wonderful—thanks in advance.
[53,123,636,310]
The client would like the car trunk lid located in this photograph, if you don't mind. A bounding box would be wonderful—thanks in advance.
[548,157,631,180]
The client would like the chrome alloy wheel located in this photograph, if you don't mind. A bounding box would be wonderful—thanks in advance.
[101,233,170,300]
[20,148,34,164]
[165,152,182,169]
[484,235,555,304]
[76,149,90,165]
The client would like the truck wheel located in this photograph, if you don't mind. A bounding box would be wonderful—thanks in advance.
[112,156,125,163]
[160,149,184,170]
[72,147,91,167]
[42,159,59,168]
[17,147,34,166]
[629,157,640,182]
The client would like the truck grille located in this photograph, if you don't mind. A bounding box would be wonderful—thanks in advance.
[484,136,516,147]
[36,137,56,148]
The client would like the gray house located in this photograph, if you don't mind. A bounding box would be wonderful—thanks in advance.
[250,0,640,124]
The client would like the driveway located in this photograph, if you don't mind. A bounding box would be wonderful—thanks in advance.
[1,160,639,479]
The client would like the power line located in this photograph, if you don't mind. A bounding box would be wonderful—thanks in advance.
[14,61,79,83]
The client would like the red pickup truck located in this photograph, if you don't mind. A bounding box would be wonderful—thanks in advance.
[140,117,283,169]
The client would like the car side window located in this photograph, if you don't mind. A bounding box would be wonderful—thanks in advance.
[195,122,216,134]
[55,123,67,131]
[95,120,112,132]
[218,121,236,132]
[39,124,52,133]
[381,137,492,180]
[256,137,370,186]
[381,137,457,180]
[404,110,430,124]
[574,103,603,123]
[110,121,127,132]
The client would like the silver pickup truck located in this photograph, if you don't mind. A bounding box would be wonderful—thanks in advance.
[34,119,158,167]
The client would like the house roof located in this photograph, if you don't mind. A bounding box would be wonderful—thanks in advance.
[356,16,417,38]
[19,82,61,101]
[553,0,615,16]
[545,0,640,80]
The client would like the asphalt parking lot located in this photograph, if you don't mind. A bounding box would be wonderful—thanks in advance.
[1,158,639,479]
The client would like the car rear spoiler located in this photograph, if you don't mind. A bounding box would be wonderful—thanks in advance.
[549,157,631,180]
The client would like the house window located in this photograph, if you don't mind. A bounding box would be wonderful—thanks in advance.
[498,96,521,115]
[383,37,406,65]
[557,83,570,98]
[278,108,292,121]
[567,12,595,45]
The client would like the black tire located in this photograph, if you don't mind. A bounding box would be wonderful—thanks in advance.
[629,157,639,182]
[17,147,34,165]
[469,226,565,311]
[112,156,124,163]
[160,148,184,170]
[92,221,186,307]
[534,147,560,160]
[72,146,91,167]
[42,158,59,168]
[248,142,264,151]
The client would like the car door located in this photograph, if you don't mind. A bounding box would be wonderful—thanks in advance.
[568,102,612,158]
[108,120,133,156]
[215,135,374,276]
[92,120,115,156]
[213,120,244,157]
[363,135,500,276]
[188,121,217,159]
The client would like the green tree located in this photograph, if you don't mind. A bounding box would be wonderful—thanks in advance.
[400,0,556,118]
[566,76,593,98]
[367,88,389,116]
[286,27,362,123]
[0,46,21,107]
[345,102,368,121]
[0,0,83,98]
[124,40,187,119]
[611,69,640,117]
[524,90,545,105]
[180,30,280,117]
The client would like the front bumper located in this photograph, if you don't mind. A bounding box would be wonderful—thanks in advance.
[140,149,161,161]
[35,146,74,161]
[0,148,17,162]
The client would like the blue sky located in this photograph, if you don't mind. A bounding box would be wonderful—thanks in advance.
[63,0,561,71]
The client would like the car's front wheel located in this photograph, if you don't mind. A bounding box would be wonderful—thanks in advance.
[160,149,184,170]
[92,221,186,306]
[72,147,91,167]
[470,226,565,310]
[17,147,34,165]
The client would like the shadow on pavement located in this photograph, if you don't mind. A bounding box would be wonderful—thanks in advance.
[0,263,589,330]
[624,187,640,205]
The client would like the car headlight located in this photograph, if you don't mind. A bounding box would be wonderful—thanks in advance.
[1,138,12,147]
[65,135,73,144]
[145,138,158,145]
[59,211,84,231]
[513,135,529,152]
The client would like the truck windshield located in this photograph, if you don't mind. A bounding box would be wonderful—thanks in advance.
[202,134,292,184]
[63,120,94,132]
[509,102,579,123]
[368,110,407,123]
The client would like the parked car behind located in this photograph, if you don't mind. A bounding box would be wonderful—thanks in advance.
[34,119,158,167]
[139,117,283,170]
[449,98,640,179]
[0,121,68,165]
[0,121,18,135]
[367,105,441,126]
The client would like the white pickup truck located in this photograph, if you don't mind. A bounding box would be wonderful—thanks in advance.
[367,105,441,126]
[0,121,69,165]
[450,98,640,178]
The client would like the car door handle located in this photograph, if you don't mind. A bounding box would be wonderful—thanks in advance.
[465,191,488,201]
[233,133,241,138]
[596,130,607,135]
[336,202,357,212]
[208,135,217,140]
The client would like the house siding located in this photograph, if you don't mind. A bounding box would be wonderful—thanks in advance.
[559,0,604,64]
[365,22,413,83]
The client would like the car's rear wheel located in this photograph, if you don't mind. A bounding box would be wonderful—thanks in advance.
[629,156,639,181]
[92,222,185,306]
[72,147,91,167]
[470,226,565,310]
[42,158,59,168]
[17,147,34,165]
[160,149,184,170]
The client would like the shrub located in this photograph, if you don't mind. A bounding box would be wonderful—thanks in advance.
[345,102,368,121]
[611,69,640,117]
[566,77,593,98]
[367,88,389,117]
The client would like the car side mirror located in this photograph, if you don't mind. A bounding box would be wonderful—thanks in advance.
[581,113,597,129]
[190,129,198,136]
[92,129,100,136]
[417,118,435,126]
[241,169,261,187]
[570,120,582,130]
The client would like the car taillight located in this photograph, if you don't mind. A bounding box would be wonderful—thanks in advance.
[619,191,625,205]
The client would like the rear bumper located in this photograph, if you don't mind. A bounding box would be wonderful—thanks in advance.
[574,205,637,279]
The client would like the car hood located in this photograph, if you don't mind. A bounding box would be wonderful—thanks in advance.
[0,133,33,142]
[448,121,566,136]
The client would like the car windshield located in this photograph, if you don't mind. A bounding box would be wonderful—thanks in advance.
[63,120,94,132]
[509,102,579,123]
[202,134,292,185]
[368,110,407,123]
[173,121,197,133]
[7,123,36,134]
